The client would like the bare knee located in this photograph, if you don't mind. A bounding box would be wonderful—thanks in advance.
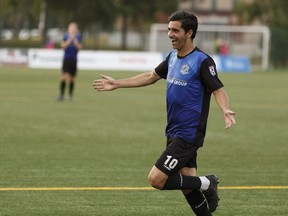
[148,174,165,189]
[147,166,168,189]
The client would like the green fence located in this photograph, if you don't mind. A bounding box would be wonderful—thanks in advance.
[270,28,288,68]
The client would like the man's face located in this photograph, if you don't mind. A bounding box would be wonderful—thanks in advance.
[168,21,192,51]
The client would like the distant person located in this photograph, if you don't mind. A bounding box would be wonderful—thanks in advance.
[45,37,54,49]
[58,22,82,101]
[215,38,229,55]
[219,40,229,55]
[92,11,235,215]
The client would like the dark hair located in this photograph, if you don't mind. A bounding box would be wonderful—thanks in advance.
[168,11,198,39]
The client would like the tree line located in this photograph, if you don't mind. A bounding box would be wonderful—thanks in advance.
[1,0,288,67]
[236,0,288,67]
[0,0,177,49]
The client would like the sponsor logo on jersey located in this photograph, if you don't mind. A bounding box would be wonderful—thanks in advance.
[167,77,187,87]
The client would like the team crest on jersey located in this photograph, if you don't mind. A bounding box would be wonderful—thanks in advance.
[209,66,216,76]
[180,64,189,75]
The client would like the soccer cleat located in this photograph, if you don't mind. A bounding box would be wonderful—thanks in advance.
[203,174,220,213]
[57,95,64,101]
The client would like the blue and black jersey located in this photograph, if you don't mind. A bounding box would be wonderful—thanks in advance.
[63,33,82,60]
[155,47,223,146]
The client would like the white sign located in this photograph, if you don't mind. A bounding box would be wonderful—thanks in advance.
[28,49,63,69]
[28,49,163,71]
[0,49,28,66]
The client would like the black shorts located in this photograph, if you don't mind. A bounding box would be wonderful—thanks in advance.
[155,138,199,176]
[62,59,77,77]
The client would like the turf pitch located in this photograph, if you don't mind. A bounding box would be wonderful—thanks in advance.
[0,67,287,215]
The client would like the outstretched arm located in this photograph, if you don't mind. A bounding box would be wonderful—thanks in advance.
[213,87,236,129]
[92,70,161,91]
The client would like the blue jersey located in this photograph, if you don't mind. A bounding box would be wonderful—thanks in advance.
[155,48,223,146]
[63,33,82,60]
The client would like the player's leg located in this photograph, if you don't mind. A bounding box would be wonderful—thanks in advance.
[68,74,75,100]
[68,60,77,100]
[148,165,204,190]
[202,175,219,213]
[59,59,70,101]
[147,166,169,189]
[147,139,217,192]
[147,167,216,216]
[180,167,211,216]
[148,164,210,215]
[59,72,67,101]
[179,147,219,213]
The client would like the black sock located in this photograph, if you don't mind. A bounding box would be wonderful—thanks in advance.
[69,81,74,97]
[162,173,201,190]
[184,190,211,216]
[60,81,66,96]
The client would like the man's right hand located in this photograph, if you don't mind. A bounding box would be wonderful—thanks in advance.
[92,74,118,91]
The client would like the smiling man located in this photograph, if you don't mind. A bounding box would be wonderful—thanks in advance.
[92,11,235,216]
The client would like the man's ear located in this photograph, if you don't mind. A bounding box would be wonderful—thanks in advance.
[187,29,193,38]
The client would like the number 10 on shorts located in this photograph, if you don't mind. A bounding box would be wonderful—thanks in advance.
[164,155,178,170]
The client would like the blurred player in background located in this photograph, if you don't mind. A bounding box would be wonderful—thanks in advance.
[92,11,235,215]
[58,22,82,101]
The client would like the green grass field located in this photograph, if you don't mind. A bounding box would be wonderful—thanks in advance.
[0,67,287,215]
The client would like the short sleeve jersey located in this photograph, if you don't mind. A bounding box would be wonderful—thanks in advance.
[63,33,82,60]
[155,48,223,146]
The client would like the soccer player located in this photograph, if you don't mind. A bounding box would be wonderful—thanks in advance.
[58,22,82,101]
[92,11,236,215]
